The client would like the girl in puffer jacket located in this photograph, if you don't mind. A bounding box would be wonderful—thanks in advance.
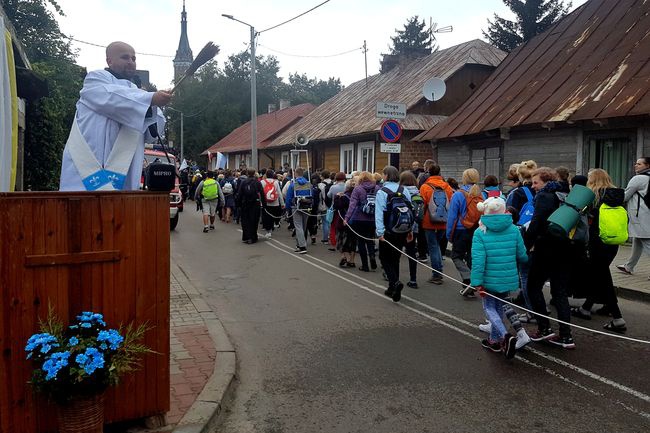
[472,197,529,359]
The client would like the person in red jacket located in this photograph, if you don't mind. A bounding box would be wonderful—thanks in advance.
[419,164,454,285]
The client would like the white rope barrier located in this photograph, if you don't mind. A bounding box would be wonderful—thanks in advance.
[337,210,650,345]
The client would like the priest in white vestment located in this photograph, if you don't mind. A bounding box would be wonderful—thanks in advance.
[59,41,172,191]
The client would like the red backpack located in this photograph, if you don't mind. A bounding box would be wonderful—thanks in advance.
[459,190,483,229]
[263,179,278,203]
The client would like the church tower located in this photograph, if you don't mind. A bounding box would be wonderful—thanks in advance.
[173,0,193,82]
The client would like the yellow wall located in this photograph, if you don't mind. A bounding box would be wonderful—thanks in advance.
[323,144,340,173]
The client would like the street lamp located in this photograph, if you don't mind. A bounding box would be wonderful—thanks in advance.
[167,106,184,163]
[222,13,258,171]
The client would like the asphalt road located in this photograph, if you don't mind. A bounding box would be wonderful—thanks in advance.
[171,207,650,433]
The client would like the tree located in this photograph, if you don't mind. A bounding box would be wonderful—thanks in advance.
[389,16,434,56]
[483,0,572,52]
[280,73,342,106]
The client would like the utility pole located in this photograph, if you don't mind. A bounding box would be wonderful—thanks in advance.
[250,26,258,171]
[363,40,368,88]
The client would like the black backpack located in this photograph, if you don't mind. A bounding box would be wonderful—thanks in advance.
[381,186,414,234]
[636,172,650,212]
[324,182,334,208]
[239,179,259,203]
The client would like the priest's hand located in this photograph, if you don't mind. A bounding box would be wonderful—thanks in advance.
[151,90,173,107]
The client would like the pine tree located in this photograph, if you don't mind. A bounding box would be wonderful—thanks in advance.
[483,0,571,52]
[389,16,434,56]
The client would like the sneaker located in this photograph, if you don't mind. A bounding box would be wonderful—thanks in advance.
[481,339,502,353]
[406,281,418,289]
[264,232,272,239]
[392,281,404,302]
[548,335,576,349]
[297,247,307,254]
[529,328,555,342]
[616,264,632,275]
[515,328,531,349]
[209,225,215,230]
[428,276,443,285]
[503,333,517,359]
[478,322,492,334]
[321,239,329,244]
[203,227,209,233]
[339,258,348,268]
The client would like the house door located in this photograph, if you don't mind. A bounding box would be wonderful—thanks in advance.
[585,133,635,188]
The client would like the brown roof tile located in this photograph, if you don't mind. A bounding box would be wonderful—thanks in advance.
[417,0,650,141]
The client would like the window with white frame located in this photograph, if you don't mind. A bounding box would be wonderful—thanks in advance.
[357,141,375,173]
[281,151,290,169]
[340,144,354,176]
[290,151,302,169]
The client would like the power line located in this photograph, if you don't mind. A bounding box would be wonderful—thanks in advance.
[257,43,362,58]
[258,0,331,34]
[70,37,174,58]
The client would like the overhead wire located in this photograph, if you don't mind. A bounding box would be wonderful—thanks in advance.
[70,37,174,58]
[257,44,363,58]
[258,0,331,34]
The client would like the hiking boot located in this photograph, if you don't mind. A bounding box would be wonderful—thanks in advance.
[478,322,492,334]
[530,328,555,342]
[515,328,531,349]
[548,335,576,349]
[616,264,632,275]
[428,276,443,285]
[406,281,418,289]
[203,227,209,233]
[481,339,501,353]
[392,281,404,302]
[503,333,518,359]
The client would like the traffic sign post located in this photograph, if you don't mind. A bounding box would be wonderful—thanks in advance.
[380,119,402,143]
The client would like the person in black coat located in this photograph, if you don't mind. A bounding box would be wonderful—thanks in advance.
[236,169,265,244]
[571,169,627,332]
[525,167,575,349]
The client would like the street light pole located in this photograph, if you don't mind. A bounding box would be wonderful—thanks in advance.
[222,14,258,171]
[250,25,258,171]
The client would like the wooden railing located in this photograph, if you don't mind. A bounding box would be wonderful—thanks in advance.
[0,191,170,433]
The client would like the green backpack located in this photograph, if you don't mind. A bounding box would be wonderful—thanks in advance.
[598,203,628,245]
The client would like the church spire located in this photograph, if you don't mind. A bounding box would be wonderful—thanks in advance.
[173,0,194,82]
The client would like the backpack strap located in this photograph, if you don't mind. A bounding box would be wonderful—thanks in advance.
[522,186,533,202]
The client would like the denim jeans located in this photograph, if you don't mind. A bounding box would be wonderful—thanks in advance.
[483,295,507,342]
[425,229,444,278]
[320,214,330,242]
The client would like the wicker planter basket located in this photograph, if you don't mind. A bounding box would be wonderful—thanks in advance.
[56,394,105,433]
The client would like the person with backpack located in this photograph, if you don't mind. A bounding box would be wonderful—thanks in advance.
[327,172,347,249]
[194,171,225,233]
[481,175,504,200]
[345,172,380,272]
[617,157,650,277]
[375,166,413,302]
[525,167,576,349]
[419,163,454,285]
[446,168,483,297]
[400,171,422,288]
[334,179,358,268]
[236,169,264,244]
[571,169,628,332]
[260,169,284,239]
[286,167,319,254]
[219,169,236,224]
[318,170,333,245]
[472,197,529,359]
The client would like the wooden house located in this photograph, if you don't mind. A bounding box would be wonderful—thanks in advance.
[264,40,505,175]
[415,0,650,188]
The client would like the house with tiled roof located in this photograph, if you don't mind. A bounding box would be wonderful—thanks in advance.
[203,102,316,170]
[416,0,650,188]
[265,40,505,175]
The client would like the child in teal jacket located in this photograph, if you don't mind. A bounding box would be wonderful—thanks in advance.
[472,197,528,359]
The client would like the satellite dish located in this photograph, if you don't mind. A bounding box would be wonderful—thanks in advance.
[295,133,309,146]
[422,77,446,102]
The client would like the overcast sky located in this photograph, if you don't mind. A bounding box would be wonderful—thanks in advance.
[55,0,587,89]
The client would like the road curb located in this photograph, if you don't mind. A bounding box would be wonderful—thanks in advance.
[616,285,650,304]
[171,267,237,433]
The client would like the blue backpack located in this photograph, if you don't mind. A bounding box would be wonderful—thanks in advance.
[381,186,414,234]
[517,187,535,226]
[425,183,449,223]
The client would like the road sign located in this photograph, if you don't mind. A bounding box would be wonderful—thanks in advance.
[376,102,406,119]
[380,119,402,143]
[380,142,401,153]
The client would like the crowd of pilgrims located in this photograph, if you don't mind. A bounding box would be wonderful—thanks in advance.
[180,157,650,359]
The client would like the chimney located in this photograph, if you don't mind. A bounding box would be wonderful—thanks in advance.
[279,99,291,110]
[267,103,277,114]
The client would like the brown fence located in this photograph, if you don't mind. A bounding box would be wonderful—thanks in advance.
[0,192,170,433]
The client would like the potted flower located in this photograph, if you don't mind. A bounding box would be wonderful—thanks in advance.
[25,308,152,433]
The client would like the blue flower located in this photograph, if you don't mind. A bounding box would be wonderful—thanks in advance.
[42,351,70,380]
[76,311,106,327]
[97,329,124,351]
[80,323,91,328]
[75,347,105,375]
[68,337,79,347]
[25,333,59,359]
